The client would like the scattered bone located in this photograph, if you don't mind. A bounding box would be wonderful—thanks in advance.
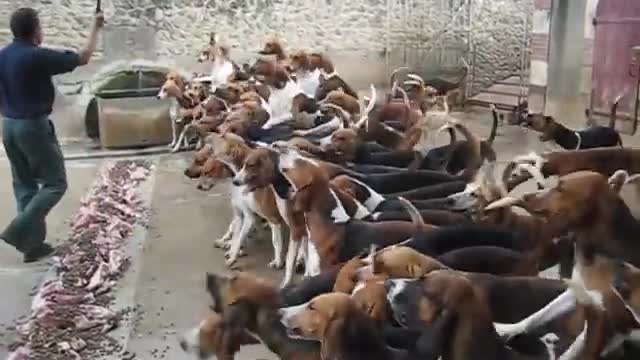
[7,160,151,360]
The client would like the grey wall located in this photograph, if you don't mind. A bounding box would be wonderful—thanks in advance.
[1,0,531,87]
[545,0,588,121]
[0,0,531,140]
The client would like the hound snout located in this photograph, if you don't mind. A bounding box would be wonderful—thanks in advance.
[232,169,247,186]
[446,192,476,211]
[278,302,308,326]
[383,278,394,293]
[179,338,188,351]
[179,325,202,355]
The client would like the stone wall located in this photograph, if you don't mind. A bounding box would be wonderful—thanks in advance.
[1,0,531,92]
[0,0,531,141]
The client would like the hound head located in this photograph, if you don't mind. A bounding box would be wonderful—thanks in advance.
[525,113,557,141]
[157,74,185,100]
[289,50,310,72]
[180,312,230,359]
[205,272,278,313]
[232,147,278,191]
[186,81,209,103]
[259,37,285,57]
[184,145,213,178]
[279,292,354,342]
[196,158,233,191]
[315,73,357,101]
[179,309,260,359]
[309,53,334,73]
[203,131,247,164]
[198,45,214,63]
[322,128,359,163]
[447,162,506,214]
[485,171,616,232]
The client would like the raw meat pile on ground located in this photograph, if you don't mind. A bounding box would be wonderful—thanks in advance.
[8,160,152,360]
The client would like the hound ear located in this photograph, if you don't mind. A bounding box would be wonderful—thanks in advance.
[209,32,217,45]
[206,272,219,290]
[406,263,424,278]
[320,316,345,360]
[440,279,471,308]
[402,127,423,150]
[334,183,356,199]
[291,184,313,213]
[274,69,289,89]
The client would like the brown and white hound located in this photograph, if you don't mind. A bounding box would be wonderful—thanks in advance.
[157,71,202,152]
[197,33,235,91]
[487,171,640,359]
[180,310,259,360]
[279,292,406,360]
[502,148,640,192]
[204,132,287,268]
[204,272,322,360]
[386,270,558,360]
[276,146,432,274]
[289,49,323,97]
[232,145,371,286]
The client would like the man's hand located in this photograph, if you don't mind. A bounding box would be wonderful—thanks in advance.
[94,12,105,29]
[79,12,104,65]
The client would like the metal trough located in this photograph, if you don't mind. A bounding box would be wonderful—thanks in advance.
[84,67,173,149]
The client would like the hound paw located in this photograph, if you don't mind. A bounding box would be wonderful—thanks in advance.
[279,279,291,289]
[225,256,238,267]
[268,259,284,269]
[213,238,229,248]
[541,333,560,347]
[493,323,527,340]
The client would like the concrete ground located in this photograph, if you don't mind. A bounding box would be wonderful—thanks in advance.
[123,153,278,360]
[2,107,640,359]
[0,159,100,358]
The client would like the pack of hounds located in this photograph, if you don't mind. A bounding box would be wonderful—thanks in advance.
[166,33,640,360]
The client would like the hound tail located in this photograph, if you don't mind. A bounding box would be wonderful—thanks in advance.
[487,104,499,145]
[397,196,425,228]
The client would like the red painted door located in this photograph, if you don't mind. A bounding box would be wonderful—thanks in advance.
[590,0,640,134]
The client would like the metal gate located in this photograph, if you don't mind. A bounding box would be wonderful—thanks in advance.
[384,0,532,109]
[589,0,640,134]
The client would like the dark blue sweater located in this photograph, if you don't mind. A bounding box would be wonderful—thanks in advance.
[0,39,80,119]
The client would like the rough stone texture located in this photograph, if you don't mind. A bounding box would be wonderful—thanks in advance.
[1,0,531,96]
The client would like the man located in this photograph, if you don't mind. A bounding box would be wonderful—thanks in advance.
[0,8,104,262]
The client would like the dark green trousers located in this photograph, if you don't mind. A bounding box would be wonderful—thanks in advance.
[1,116,67,253]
